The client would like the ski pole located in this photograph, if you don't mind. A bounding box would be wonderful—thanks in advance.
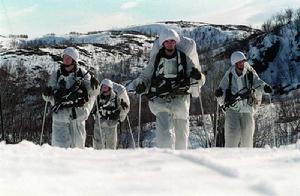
[126,116,136,149]
[268,94,276,147]
[213,103,219,147]
[198,88,210,147]
[40,101,48,145]
[0,94,4,141]
[137,93,142,148]
[95,97,104,148]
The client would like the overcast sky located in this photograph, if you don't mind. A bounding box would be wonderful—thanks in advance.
[1,0,300,38]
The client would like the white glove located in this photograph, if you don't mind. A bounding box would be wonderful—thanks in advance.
[190,83,200,98]
[42,94,54,105]
[119,114,126,122]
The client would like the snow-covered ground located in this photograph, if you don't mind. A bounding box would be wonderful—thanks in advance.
[1,141,300,196]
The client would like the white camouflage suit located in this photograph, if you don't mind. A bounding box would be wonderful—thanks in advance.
[217,52,268,147]
[131,29,205,149]
[93,79,130,150]
[43,48,99,148]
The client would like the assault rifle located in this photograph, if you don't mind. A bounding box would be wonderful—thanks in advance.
[52,71,90,113]
[148,80,199,100]
[220,85,261,111]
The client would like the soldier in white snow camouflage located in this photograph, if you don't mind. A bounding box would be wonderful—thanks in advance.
[215,51,273,147]
[129,28,205,150]
[92,79,130,150]
[42,47,99,148]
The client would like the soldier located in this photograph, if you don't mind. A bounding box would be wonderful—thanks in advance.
[215,51,272,147]
[130,28,205,149]
[42,47,99,148]
[93,79,130,149]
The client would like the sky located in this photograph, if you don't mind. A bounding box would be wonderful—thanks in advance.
[1,0,300,38]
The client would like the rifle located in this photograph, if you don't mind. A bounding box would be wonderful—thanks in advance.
[148,80,199,100]
[52,70,90,113]
[221,85,261,111]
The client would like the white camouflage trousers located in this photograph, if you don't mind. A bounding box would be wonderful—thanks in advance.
[225,110,254,147]
[149,95,190,150]
[52,120,86,148]
[156,112,189,149]
[93,125,117,150]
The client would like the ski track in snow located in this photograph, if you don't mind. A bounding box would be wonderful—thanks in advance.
[163,150,275,196]
[165,150,239,178]
[162,148,300,196]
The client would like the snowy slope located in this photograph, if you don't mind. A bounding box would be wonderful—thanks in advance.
[1,21,299,93]
[12,20,297,94]
[0,21,299,146]
[1,141,300,196]
[0,21,264,93]
[0,35,11,51]
[126,21,259,51]
[0,31,154,90]
[248,24,300,92]
[126,21,300,94]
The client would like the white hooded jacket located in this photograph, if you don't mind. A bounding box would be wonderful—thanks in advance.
[95,80,130,123]
[46,67,99,122]
[217,62,266,113]
[133,28,205,97]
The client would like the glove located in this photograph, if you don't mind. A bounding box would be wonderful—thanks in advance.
[42,86,54,103]
[120,99,128,109]
[90,75,99,90]
[42,94,52,102]
[119,114,126,122]
[215,88,223,97]
[43,86,54,96]
[190,67,202,80]
[135,82,146,94]
[264,85,272,93]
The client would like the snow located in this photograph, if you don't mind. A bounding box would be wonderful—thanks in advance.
[23,31,152,48]
[1,21,299,93]
[125,23,180,35]
[0,36,12,51]
[126,22,255,51]
[1,141,300,196]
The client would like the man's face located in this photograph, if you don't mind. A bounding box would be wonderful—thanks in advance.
[101,84,111,96]
[163,39,176,52]
[63,54,73,65]
[63,54,75,72]
[235,60,246,72]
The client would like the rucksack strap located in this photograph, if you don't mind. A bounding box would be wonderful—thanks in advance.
[178,50,187,76]
[224,70,254,109]
[228,70,253,91]
[56,70,61,82]
[228,72,233,90]
[152,48,165,77]
[247,70,253,89]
